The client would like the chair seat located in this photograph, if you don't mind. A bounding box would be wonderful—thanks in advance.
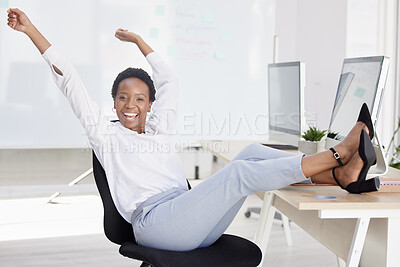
[119,234,262,267]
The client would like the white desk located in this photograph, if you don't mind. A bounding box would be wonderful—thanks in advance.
[200,140,400,267]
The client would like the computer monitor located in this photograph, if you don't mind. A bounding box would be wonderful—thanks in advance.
[268,61,306,147]
[327,56,390,176]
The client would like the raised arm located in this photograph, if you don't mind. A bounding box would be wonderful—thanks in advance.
[115,29,179,134]
[7,8,107,150]
[7,8,50,54]
[7,8,65,76]
[115,30,179,134]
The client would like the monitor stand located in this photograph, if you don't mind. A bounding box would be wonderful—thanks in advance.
[369,131,388,177]
[325,130,388,177]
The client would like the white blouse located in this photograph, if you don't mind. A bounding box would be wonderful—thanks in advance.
[42,46,187,222]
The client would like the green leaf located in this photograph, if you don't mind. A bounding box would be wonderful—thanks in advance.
[327,131,339,140]
[302,127,327,141]
[386,117,400,164]
[389,162,400,170]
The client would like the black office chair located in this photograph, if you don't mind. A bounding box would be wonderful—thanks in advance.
[92,151,262,267]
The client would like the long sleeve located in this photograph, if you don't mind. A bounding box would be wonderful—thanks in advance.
[42,46,108,149]
[145,52,179,135]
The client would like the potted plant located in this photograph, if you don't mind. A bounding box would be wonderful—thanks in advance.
[298,127,327,155]
[325,131,340,148]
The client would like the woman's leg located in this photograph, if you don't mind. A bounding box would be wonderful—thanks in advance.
[310,150,367,188]
[230,143,315,183]
[199,197,246,247]
[309,122,368,186]
[310,170,333,184]
[192,144,303,247]
[198,144,313,246]
[230,143,297,162]
[132,122,367,251]
[133,153,307,251]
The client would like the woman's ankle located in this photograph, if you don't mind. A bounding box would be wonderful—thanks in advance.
[333,153,363,187]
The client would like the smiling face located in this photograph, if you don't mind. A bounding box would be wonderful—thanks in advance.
[114,77,152,133]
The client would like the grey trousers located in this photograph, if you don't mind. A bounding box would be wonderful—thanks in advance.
[131,143,307,251]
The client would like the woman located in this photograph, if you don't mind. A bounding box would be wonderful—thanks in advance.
[7,8,378,251]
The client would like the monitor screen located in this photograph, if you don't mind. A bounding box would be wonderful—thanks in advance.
[268,62,305,146]
[328,56,389,140]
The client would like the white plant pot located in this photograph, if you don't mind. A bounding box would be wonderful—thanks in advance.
[298,140,326,155]
[325,137,340,150]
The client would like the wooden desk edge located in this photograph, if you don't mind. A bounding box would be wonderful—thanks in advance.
[200,139,400,210]
[274,186,400,210]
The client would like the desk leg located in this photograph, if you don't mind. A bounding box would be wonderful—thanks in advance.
[361,217,400,266]
[281,214,293,246]
[346,217,370,267]
[254,191,276,267]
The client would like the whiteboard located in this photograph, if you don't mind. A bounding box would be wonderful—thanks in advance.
[0,0,275,148]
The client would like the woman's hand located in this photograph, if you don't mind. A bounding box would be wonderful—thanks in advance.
[115,28,154,57]
[7,8,50,54]
[115,29,141,44]
[7,8,33,33]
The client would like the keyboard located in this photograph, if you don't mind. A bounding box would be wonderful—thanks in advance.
[261,143,298,150]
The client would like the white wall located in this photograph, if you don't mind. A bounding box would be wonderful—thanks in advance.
[275,0,399,150]
[275,0,347,130]
[345,0,396,148]
[376,0,400,151]
[0,0,275,148]
[2,0,397,149]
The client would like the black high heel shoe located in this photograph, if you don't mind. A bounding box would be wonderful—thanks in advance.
[331,129,380,194]
[357,103,374,139]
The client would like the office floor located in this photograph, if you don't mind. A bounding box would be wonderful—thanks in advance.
[0,152,339,267]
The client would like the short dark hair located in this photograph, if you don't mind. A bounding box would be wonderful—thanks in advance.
[111,68,156,103]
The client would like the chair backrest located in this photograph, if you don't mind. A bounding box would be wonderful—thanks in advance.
[92,151,135,245]
[92,146,191,245]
